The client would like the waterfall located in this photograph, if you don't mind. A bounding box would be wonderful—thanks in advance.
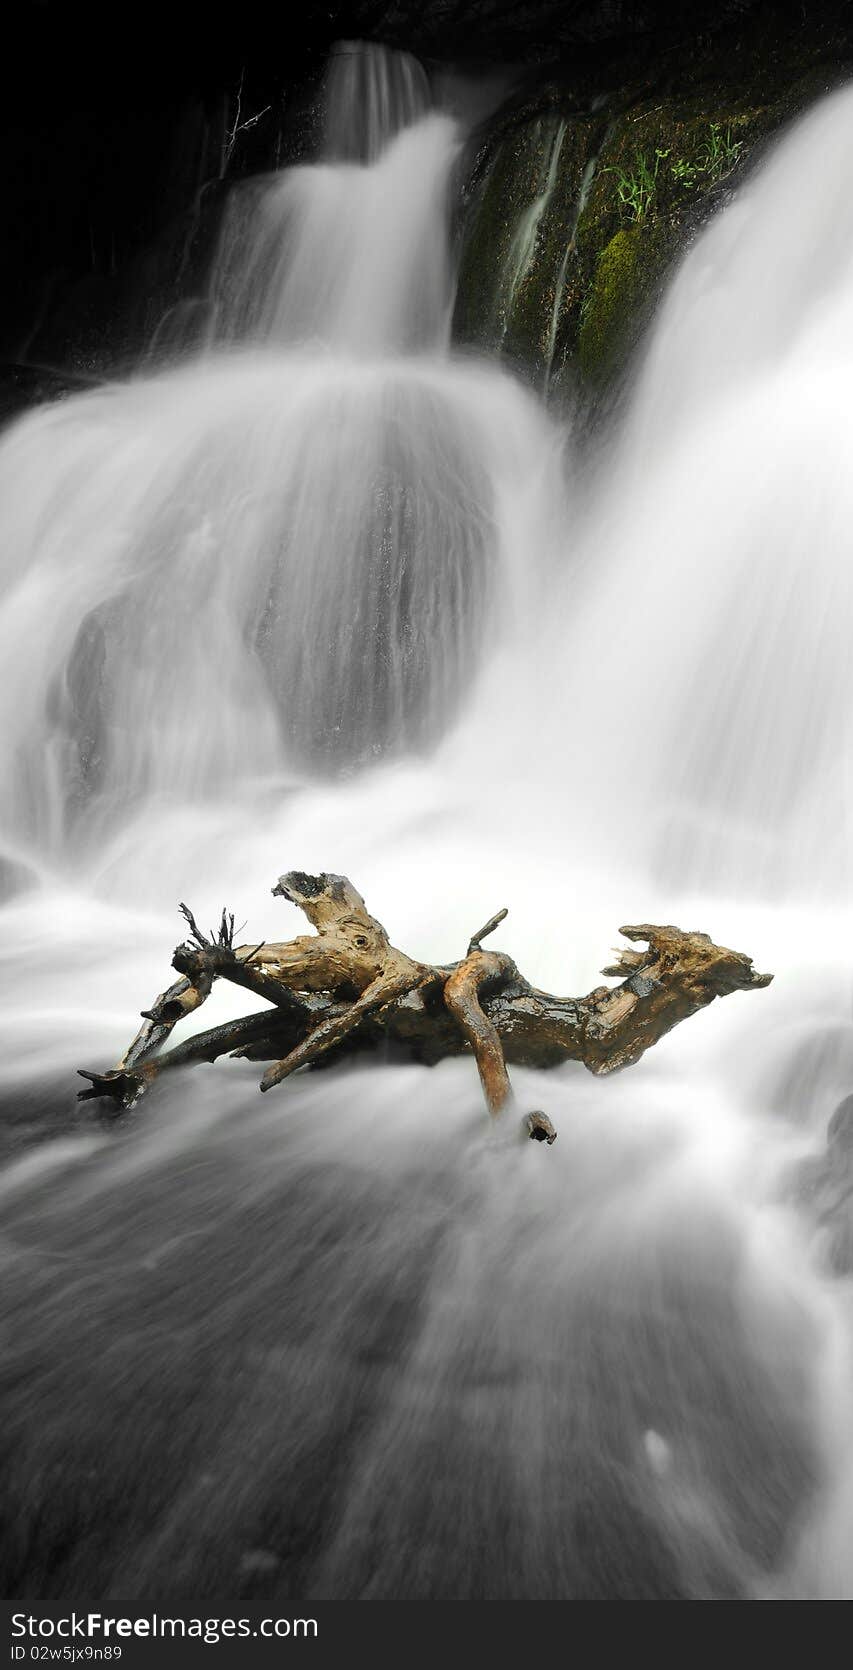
[0,44,564,852]
[0,43,851,1603]
[550,83,853,897]
[207,114,459,352]
[322,39,431,163]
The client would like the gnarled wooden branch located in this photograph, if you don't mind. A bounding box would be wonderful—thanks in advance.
[78,871,772,1143]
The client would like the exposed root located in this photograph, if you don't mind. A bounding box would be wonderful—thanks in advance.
[78,871,772,1146]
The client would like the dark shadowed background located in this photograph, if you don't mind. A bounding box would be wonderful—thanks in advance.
[3,0,849,379]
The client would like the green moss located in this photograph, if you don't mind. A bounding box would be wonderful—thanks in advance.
[556,96,783,391]
[452,49,851,397]
[577,227,645,381]
[577,210,677,382]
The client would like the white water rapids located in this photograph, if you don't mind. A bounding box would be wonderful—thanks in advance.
[0,44,851,1600]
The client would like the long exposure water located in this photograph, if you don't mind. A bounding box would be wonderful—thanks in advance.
[0,43,851,1601]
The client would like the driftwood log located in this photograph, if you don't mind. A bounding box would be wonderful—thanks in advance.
[78,870,773,1143]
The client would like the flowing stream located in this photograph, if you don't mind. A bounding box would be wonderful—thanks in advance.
[0,43,851,1601]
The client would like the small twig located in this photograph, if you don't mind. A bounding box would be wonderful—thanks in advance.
[179,902,239,952]
[240,941,266,964]
[213,909,236,949]
[467,908,508,956]
[178,902,210,949]
[222,67,272,174]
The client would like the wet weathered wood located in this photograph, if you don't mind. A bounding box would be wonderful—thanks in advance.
[78,870,772,1143]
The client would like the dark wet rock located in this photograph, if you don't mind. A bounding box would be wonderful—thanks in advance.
[453,32,849,403]
[827,1092,853,1156]
[795,1092,853,1275]
[0,1072,821,1601]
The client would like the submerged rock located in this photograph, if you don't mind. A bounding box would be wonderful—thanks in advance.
[796,1092,853,1275]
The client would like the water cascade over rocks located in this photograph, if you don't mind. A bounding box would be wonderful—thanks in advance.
[0,44,851,1602]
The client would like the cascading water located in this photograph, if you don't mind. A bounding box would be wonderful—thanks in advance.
[492,115,567,349]
[0,43,852,1602]
[0,45,561,842]
[207,110,456,351]
[553,86,853,898]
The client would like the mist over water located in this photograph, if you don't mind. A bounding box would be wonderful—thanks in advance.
[552,86,853,899]
[0,43,851,1601]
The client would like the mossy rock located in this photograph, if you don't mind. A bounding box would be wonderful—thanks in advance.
[577,225,651,383]
[453,106,601,377]
[560,98,783,394]
[454,95,773,392]
[452,47,849,399]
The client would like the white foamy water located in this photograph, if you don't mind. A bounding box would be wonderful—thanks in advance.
[0,44,851,1602]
